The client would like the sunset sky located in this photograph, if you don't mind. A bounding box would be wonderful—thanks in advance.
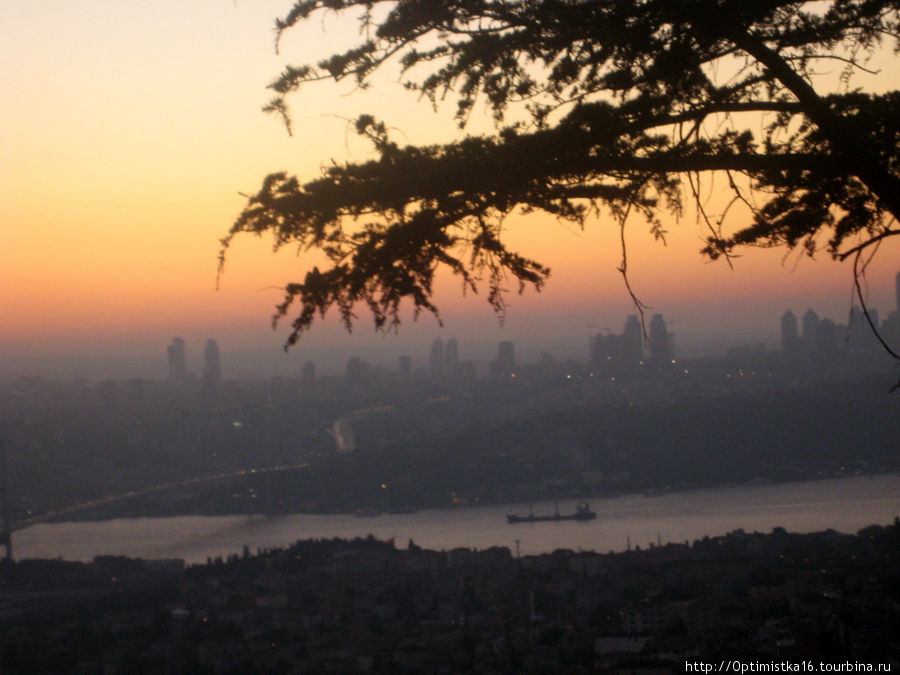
[3,1,899,378]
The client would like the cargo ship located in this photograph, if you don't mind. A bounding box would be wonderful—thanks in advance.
[506,502,596,524]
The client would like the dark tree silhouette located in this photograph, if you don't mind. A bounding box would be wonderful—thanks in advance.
[220,0,900,347]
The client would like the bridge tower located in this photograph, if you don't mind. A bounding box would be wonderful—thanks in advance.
[0,440,12,561]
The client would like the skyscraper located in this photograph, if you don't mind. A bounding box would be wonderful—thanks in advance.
[623,315,643,363]
[649,314,672,363]
[167,338,186,380]
[489,340,516,376]
[444,337,459,375]
[429,339,444,379]
[590,332,618,364]
[346,356,370,383]
[202,339,221,384]
[590,316,643,369]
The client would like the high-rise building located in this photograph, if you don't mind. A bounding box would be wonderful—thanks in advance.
[590,316,643,369]
[346,356,370,383]
[167,338,186,380]
[649,314,672,363]
[444,338,459,375]
[490,340,516,376]
[590,332,620,364]
[429,339,444,379]
[202,339,221,384]
[623,315,643,363]
[781,310,798,353]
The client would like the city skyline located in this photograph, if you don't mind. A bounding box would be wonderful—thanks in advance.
[7,273,895,384]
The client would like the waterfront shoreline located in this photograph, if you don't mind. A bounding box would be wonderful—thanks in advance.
[12,473,900,564]
[34,468,893,525]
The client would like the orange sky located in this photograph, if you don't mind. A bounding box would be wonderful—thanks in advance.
[2,1,898,374]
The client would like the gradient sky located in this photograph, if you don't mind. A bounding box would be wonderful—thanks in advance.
[2,1,898,377]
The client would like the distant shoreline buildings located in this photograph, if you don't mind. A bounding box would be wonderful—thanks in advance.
[151,271,899,387]
[781,270,900,362]
[589,313,673,372]
[165,337,221,388]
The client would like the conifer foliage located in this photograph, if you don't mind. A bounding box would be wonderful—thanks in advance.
[221,0,900,345]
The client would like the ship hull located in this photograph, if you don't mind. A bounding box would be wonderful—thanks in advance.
[506,511,596,524]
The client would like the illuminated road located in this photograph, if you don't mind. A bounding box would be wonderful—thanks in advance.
[329,404,396,454]
[327,395,463,454]
[10,462,311,532]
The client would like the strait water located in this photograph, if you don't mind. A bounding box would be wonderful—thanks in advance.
[12,474,900,564]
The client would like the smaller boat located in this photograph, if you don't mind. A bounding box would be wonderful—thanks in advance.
[506,502,596,524]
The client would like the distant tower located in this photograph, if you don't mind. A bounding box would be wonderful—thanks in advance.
[429,339,444,379]
[444,338,459,375]
[346,356,370,384]
[781,310,798,353]
[623,315,643,363]
[167,338,187,379]
[649,314,672,363]
[495,340,516,375]
[202,339,221,384]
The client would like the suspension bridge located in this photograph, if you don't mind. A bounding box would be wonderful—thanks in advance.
[0,455,310,560]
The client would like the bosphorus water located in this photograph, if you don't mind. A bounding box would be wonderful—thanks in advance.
[12,474,900,564]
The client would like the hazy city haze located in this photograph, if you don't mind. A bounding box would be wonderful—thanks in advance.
[3,1,900,377]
